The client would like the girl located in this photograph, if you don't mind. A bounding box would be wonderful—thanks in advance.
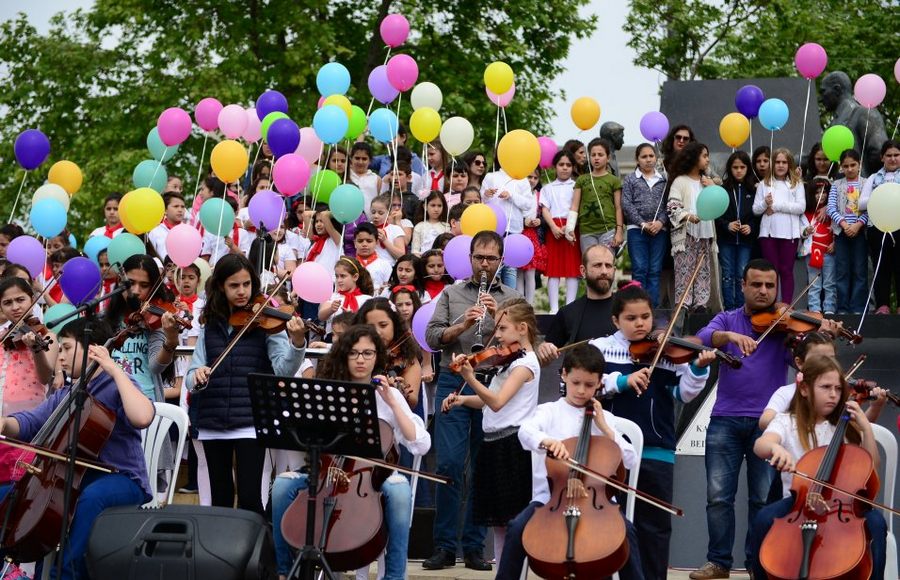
[520,169,547,304]
[622,143,668,307]
[827,150,868,314]
[89,193,124,239]
[751,146,771,186]
[462,186,482,206]
[385,254,423,299]
[418,249,451,302]
[239,174,273,231]
[271,324,430,580]
[318,257,374,323]
[0,224,24,259]
[541,151,580,313]
[749,355,886,580]
[753,147,806,303]
[562,139,587,176]
[185,254,307,514]
[716,151,758,311]
[189,176,226,228]
[370,194,408,264]
[390,286,421,326]
[463,150,487,188]
[412,191,450,255]
[357,298,422,408]
[325,145,348,178]
[803,142,839,182]
[860,139,900,314]
[425,140,449,194]
[666,142,718,312]
[802,175,835,314]
[348,142,381,216]
[443,298,541,568]
[570,138,624,252]
[303,208,342,274]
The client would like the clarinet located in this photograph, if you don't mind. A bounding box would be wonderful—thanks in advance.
[471,271,488,353]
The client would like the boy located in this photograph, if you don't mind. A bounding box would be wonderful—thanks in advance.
[446,164,469,208]
[827,149,868,314]
[89,193,124,239]
[448,204,466,236]
[385,161,422,226]
[353,223,393,291]
[148,192,187,261]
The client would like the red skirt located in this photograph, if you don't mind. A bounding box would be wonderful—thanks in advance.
[544,218,581,277]
[521,226,547,272]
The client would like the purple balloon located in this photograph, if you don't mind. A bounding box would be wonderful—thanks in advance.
[6,235,45,278]
[368,65,399,105]
[14,129,51,170]
[444,235,473,280]
[639,111,669,142]
[503,233,534,268]
[248,189,287,231]
[256,90,289,121]
[59,257,102,306]
[486,201,507,235]
[735,85,765,120]
[412,300,437,353]
[267,118,301,158]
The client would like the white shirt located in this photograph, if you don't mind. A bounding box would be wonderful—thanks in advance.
[859,169,900,213]
[753,179,806,240]
[88,226,124,239]
[349,170,381,218]
[200,228,252,266]
[540,178,576,219]
[764,413,838,496]
[286,229,311,261]
[364,257,393,292]
[312,238,341,277]
[764,383,796,414]
[375,224,406,264]
[147,222,172,261]
[481,169,535,235]
[482,351,541,433]
[376,386,431,456]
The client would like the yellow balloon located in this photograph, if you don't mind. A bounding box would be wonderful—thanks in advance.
[119,187,165,235]
[409,107,442,143]
[460,203,498,236]
[48,160,83,195]
[484,61,514,95]
[323,94,352,119]
[497,129,540,180]
[719,112,751,148]
[570,97,601,130]
[210,140,249,183]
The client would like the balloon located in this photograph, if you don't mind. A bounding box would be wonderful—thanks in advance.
[248,189,286,231]
[345,106,367,140]
[369,108,399,143]
[44,304,77,334]
[639,111,670,142]
[486,201,507,235]
[329,184,366,224]
[443,235,474,281]
[30,199,67,238]
[261,111,290,141]
[195,97,223,132]
[292,261,334,304]
[380,13,410,48]
[409,107,441,143]
[794,43,828,80]
[119,187,165,234]
[484,61,514,94]
[164,224,203,267]
[199,198,236,237]
[719,113,751,148]
[497,129,540,180]
[107,232,145,266]
[316,62,351,96]
[323,94,352,119]
[386,54,418,92]
[193,257,212,291]
[313,105,349,145]
[6,235,46,278]
[132,159,168,193]
[146,127,179,162]
[272,154,311,196]
[45,161,82,196]
[267,118,301,158]
[696,185,730,221]
[866,183,900,233]
[157,107,191,146]
[440,117,474,157]
[59,257,101,305]
[896,57,900,85]
[571,97,601,130]
[486,83,516,108]
[537,136,558,169]
[210,140,249,182]
[256,90,289,121]
[503,233,534,268]
[83,235,111,264]
[411,82,442,111]
[460,204,497,236]
[296,127,323,165]
[368,65,399,104]
[33,183,70,211]
[854,74,887,109]
[308,169,341,203]
[69,233,77,249]
[411,300,438,353]
[14,129,50,170]
[821,125,855,163]
[218,104,248,139]
[243,108,262,142]
[735,85,765,119]
[758,98,789,131]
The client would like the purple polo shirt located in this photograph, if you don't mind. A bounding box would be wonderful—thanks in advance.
[697,307,792,417]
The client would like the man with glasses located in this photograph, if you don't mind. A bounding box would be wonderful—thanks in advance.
[424,231,521,571]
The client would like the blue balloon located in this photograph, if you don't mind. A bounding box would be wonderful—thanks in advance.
[313,105,349,145]
[30,198,67,238]
[14,129,51,170]
[267,118,301,158]
[147,127,179,162]
[735,85,765,120]
[84,235,111,264]
[316,62,351,96]
[758,98,789,131]
[256,90,289,121]
[132,159,168,192]
[369,108,399,143]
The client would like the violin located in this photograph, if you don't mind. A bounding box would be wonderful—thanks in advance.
[629,331,742,369]
[2,316,53,353]
[848,378,900,406]
[750,303,862,344]
[130,297,193,331]
[228,295,313,335]
[448,342,524,373]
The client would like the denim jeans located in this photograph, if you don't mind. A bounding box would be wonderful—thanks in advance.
[834,233,868,313]
[271,471,412,579]
[499,264,517,288]
[704,416,774,569]
[433,371,486,554]
[718,243,752,311]
[806,252,836,313]
[627,228,668,307]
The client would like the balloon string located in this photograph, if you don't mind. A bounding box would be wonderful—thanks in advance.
[493,105,501,155]
[799,79,811,164]
[861,109,871,177]
[266,204,286,276]
[192,134,209,203]
[8,171,28,223]
[891,115,899,141]
[211,186,228,263]
[501,106,508,135]
[301,141,329,262]
[857,232,886,335]
[343,139,350,183]
[149,152,166,188]
[250,141,262,181]
[769,130,774,160]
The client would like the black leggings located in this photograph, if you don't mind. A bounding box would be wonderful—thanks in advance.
[201,439,265,514]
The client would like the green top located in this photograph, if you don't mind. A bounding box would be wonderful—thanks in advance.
[575,172,622,234]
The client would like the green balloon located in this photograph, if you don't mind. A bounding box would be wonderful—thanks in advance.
[329,184,365,224]
[309,169,340,204]
[132,159,168,193]
[147,127,179,162]
[345,106,367,141]
[822,125,855,163]
[44,303,77,334]
[199,198,236,237]
[696,185,729,221]
[107,232,146,266]
[261,112,290,142]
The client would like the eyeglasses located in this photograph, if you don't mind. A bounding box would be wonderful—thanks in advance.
[472,254,501,263]
[349,349,377,361]
[674,135,691,142]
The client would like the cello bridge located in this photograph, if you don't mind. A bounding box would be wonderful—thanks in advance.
[806,492,828,516]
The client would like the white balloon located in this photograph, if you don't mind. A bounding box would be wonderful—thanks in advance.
[440,117,474,157]
[411,82,443,111]
[33,183,70,211]
[868,183,900,233]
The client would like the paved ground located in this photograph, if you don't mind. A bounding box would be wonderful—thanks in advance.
[341,564,748,578]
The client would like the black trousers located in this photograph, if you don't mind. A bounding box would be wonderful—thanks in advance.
[633,459,674,580]
[201,438,266,515]
[867,228,900,309]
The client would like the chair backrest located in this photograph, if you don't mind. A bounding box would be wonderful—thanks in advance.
[141,402,189,507]
[612,416,644,522]
[871,423,897,534]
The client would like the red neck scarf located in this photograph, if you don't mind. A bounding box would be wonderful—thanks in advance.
[104,223,123,238]
[306,235,327,263]
[356,253,378,268]
[178,293,199,315]
[163,218,180,230]
[430,170,444,191]
[424,279,446,300]
[339,287,363,312]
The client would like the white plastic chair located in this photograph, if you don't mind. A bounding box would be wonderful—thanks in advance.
[141,402,189,507]
[871,424,897,580]
[612,416,644,523]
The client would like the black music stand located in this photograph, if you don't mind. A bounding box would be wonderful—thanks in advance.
[247,374,383,580]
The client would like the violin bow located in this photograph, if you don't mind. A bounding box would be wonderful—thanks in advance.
[557,339,591,355]
[780,466,900,518]
[753,273,820,346]
[345,455,451,485]
[0,273,61,345]
[845,354,866,379]
[0,435,114,473]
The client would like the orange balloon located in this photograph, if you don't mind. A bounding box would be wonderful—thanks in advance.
[497,129,540,179]
[571,97,601,130]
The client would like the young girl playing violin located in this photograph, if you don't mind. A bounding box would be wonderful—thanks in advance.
[185,254,307,515]
[748,354,887,580]
[443,298,541,569]
[271,324,430,580]
[589,281,714,580]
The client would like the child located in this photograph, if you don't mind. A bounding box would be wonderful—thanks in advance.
[462,186,481,206]
[541,151,581,313]
[802,176,835,314]
[430,233,453,251]
[520,169,546,304]
[716,151,758,311]
[167,175,184,193]
[348,142,381,216]
[418,249,451,302]
[424,140,449,194]
[827,149,868,314]
[412,191,450,255]
[357,297,422,408]
[446,164,469,208]
[494,343,641,580]
[590,282,714,580]
[318,257,374,324]
[748,355,886,580]
[0,224,24,259]
[481,159,535,287]
[89,192,124,239]
[303,207,342,274]
[860,139,900,314]
[751,146,770,185]
[47,247,80,306]
[443,298,541,569]
[325,145,347,178]
[569,137,624,252]
[199,195,252,266]
[448,203,466,236]
[148,191,187,261]
[384,254,423,299]
[370,194,408,264]
[353,222,393,291]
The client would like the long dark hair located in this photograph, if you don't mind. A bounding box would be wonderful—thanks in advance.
[562,139,587,176]
[664,142,709,197]
[104,254,173,325]
[200,254,260,324]
[388,254,422,291]
[722,150,755,193]
[751,146,771,185]
[355,297,419,365]
[660,124,695,160]
[317,324,388,382]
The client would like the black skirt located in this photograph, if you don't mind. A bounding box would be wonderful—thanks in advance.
[473,428,532,527]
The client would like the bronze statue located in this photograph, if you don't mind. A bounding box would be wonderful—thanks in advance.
[820,71,888,176]
[599,121,625,176]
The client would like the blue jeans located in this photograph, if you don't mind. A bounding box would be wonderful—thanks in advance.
[499,264,517,288]
[704,416,774,569]
[834,233,869,313]
[807,252,836,313]
[747,496,886,580]
[433,371,486,554]
[271,471,412,579]
[627,228,668,307]
[719,243,752,311]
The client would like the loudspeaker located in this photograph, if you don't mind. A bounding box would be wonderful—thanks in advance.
[87,504,276,580]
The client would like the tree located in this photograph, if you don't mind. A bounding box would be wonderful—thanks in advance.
[0,0,597,240]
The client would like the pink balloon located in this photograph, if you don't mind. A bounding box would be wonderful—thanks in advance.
[195,98,223,132]
[296,127,323,165]
[165,224,203,268]
[486,83,516,108]
[537,136,558,169]
[243,108,262,142]
[218,104,248,139]
[386,54,419,92]
[380,14,410,48]
[273,153,311,196]
[794,43,827,80]
[854,73,887,109]
[317,95,326,109]
[157,107,192,146]
[895,58,900,85]
[293,262,333,303]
